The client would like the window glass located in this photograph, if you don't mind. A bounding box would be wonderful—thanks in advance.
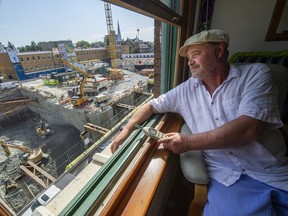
[40,194,50,202]
[160,0,181,14]
[0,0,182,214]
[31,200,41,211]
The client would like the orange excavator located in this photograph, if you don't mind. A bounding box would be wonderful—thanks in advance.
[0,140,45,163]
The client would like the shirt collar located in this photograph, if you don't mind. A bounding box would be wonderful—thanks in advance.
[228,64,240,79]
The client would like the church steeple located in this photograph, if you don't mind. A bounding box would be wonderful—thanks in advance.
[116,21,122,45]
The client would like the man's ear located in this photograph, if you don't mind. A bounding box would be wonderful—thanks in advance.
[217,43,226,58]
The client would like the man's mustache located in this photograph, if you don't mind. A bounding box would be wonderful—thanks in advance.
[190,64,200,70]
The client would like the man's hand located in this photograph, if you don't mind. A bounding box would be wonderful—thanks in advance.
[158,116,269,154]
[110,127,131,153]
[158,132,192,154]
[110,103,158,153]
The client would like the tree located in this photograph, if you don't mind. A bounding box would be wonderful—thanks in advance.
[75,40,91,48]
[18,46,25,52]
[31,41,37,51]
[17,41,42,52]
[25,45,31,51]
[91,41,105,48]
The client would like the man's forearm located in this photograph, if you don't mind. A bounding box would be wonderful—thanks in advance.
[123,102,157,131]
[188,115,268,150]
[111,102,157,153]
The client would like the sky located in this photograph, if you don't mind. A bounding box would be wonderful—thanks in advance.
[0,0,154,48]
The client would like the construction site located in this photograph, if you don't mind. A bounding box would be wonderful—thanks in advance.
[0,1,157,214]
[0,66,151,214]
[0,56,155,213]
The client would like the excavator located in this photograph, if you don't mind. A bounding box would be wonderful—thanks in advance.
[0,140,44,163]
[35,120,54,140]
[60,59,96,106]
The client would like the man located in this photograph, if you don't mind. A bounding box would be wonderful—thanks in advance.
[111,29,288,215]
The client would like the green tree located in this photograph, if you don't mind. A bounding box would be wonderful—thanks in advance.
[31,41,38,51]
[75,40,91,48]
[18,46,24,52]
[25,45,30,51]
[91,41,105,48]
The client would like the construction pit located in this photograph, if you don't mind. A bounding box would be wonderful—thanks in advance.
[0,70,150,213]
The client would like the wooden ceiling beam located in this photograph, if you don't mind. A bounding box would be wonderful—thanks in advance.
[105,0,183,27]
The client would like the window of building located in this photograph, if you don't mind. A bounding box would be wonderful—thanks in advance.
[60,0,188,214]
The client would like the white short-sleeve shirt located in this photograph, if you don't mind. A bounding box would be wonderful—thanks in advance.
[150,63,288,191]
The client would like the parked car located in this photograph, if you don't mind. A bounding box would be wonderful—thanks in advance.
[21,185,61,216]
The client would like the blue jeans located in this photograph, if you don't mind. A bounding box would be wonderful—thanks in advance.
[203,175,288,216]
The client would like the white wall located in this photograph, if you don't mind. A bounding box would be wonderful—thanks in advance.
[211,0,288,56]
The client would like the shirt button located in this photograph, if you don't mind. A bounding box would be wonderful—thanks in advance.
[211,102,214,104]
[241,168,245,172]
[215,118,219,120]
[229,152,233,155]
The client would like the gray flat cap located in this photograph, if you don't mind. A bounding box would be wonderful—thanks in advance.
[179,29,229,57]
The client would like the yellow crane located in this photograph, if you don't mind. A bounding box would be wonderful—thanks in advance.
[60,59,95,106]
[104,2,123,80]
[0,140,44,163]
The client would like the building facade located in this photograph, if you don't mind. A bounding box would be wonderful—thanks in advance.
[75,48,108,62]
[0,27,154,81]
[122,53,154,71]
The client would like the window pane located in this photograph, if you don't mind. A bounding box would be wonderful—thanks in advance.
[0,0,180,214]
[160,0,181,14]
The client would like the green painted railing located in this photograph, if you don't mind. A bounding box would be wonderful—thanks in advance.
[59,114,163,216]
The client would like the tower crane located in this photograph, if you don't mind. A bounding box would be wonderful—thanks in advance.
[104,2,123,80]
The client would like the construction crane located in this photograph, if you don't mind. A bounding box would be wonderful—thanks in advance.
[104,2,117,69]
[104,2,123,80]
[60,59,95,106]
[0,140,44,163]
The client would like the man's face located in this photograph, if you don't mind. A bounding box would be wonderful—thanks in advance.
[186,43,217,79]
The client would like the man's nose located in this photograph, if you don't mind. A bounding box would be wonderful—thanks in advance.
[188,58,194,65]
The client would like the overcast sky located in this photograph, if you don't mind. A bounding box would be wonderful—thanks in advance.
[0,0,154,47]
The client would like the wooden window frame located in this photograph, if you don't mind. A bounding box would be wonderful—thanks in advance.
[58,1,197,215]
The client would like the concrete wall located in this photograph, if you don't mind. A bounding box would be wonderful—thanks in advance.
[20,88,113,132]
[211,0,288,56]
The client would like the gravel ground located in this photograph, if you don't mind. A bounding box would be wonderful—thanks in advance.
[0,69,150,213]
[0,115,82,213]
